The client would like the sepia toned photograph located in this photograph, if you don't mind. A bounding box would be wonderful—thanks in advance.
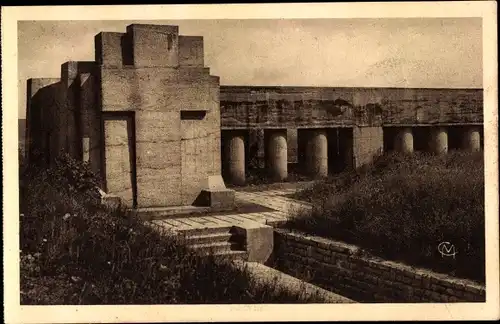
[3,2,499,323]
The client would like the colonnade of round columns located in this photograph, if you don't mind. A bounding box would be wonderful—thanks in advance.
[224,125,482,185]
[392,126,482,154]
[223,129,329,185]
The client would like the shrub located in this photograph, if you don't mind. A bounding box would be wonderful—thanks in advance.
[20,153,322,304]
[288,151,485,283]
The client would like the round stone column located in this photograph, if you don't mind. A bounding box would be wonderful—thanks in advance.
[266,130,288,181]
[306,129,328,178]
[394,127,414,153]
[462,127,481,152]
[429,127,448,154]
[224,132,245,185]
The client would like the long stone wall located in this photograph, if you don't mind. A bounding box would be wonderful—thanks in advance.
[272,229,486,303]
[220,86,483,129]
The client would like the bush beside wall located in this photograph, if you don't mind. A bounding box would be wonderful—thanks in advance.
[289,152,485,283]
[273,229,486,303]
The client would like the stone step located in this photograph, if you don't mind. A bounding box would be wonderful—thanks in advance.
[189,241,242,255]
[184,232,234,245]
[130,206,212,220]
[177,225,234,236]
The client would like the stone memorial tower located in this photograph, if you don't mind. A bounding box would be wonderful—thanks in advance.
[26,24,235,211]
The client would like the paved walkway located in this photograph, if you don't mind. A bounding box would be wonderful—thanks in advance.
[235,190,312,216]
[149,187,312,232]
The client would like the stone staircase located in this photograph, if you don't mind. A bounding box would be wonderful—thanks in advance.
[177,225,248,260]
[146,187,311,262]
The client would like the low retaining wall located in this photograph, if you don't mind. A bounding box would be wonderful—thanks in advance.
[272,229,486,303]
[233,261,355,304]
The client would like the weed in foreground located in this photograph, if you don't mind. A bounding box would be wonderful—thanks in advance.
[20,153,324,304]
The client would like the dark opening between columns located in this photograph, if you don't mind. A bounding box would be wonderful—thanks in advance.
[413,127,429,152]
[327,128,350,174]
[383,127,398,152]
[447,125,464,151]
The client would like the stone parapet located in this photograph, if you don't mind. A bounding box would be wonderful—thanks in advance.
[273,229,486,303]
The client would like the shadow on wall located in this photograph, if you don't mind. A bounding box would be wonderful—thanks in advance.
[27,81,62,168]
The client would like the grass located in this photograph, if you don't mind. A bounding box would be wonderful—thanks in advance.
[20,154,324,304]
[287,151,485,283]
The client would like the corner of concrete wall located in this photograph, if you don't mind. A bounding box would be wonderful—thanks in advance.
[126,24,180,68]
[178,35,204,67]
[209,73,223,180]
[79,72,102,177]
[95,32,127,67]
[59,61,99,161]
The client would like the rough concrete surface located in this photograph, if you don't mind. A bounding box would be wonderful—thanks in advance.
[103,118,134,207]
[220,86,483,129]
[352,126,384,168]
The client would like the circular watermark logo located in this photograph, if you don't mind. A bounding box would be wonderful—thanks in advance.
[438,241,458,259]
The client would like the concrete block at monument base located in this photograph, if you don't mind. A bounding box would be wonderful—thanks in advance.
[194,188,235,211]
[232,222,274,263]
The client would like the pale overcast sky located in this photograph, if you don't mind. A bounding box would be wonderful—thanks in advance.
[17,18,482,119]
